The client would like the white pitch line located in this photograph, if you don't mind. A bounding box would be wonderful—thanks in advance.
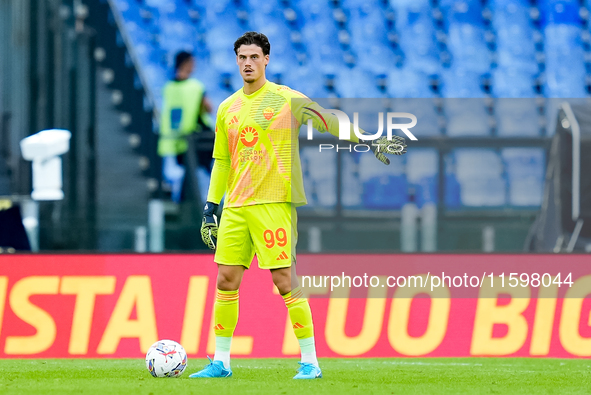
[337,360,483,367]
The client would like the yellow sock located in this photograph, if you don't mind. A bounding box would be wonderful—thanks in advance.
[283,287,317,365]
[214,289,239,338]
[213,289,238,368]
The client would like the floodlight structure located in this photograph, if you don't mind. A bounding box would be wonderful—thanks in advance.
[20,129,71,201]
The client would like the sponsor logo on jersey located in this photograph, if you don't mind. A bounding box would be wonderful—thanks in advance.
[228,115,239,125]
[263,107,275,120]
[240,126,259,147]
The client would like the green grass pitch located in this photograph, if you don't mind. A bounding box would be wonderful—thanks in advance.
[0,358,589,394]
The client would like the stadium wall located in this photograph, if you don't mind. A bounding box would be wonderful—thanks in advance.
[0,254,589,359]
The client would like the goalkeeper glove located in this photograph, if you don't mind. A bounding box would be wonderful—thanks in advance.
[201,202,219,250]
[370,135,407,165]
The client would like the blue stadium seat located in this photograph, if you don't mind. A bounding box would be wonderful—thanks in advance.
[356,44,396,75]
[495,99,541,137]
[152,1,192,21]
[249,12,298,74]
[293,0,333,20]
[246,0,280,15]
[347,8,395,74]
[450,149,507,206]
[544,25,586,97]
[158,18,198,56]
[122,20,156,48]
[113,0,143,24]
[145,0,176,10]
[335,67,383,98]
[205,17,245,74]
[446,24,491,73]
[342,153,363,208]
[348,8,389,49]
[134,42,166,68]
[440,68,485,97]
[396,10,439,74]
[301,19,343,73]
[502,148,544,206]
[492,68,536,97]
[492,1,537,73]
[362,175,409,209]
[441,70,490,136]
[538,0,582,27]
[359,152,408,209]
[281,65,328,98]
[249,12,293,44]
[343,0,384,10]
[406,149,439,207]
[390,0,430,12]
[445,99,491,136]
[301,147,337,207]
[489,0,532,25]
[439,0,485,27]
[388,67,433,98]
[203,0,238,25]
[545,24,584,54]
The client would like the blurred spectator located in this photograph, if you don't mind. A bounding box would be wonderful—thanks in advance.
[158,51,214,204]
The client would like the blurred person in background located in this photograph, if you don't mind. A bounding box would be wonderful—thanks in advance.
[158,51,214,204]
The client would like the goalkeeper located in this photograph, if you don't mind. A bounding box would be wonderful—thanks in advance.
[190,32,406,380]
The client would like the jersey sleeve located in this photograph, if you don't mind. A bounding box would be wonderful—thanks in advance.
[212,104,230,160]
[206,158,229,204]
[288,90,360,143]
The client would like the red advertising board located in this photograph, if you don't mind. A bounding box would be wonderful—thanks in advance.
[0,254,589,358]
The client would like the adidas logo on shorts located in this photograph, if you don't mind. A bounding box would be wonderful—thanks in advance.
[276,251,289,260]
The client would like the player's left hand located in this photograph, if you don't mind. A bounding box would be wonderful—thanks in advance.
[201,202,219,250]
[370,136,407,165]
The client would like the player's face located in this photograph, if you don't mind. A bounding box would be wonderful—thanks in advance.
[236,44,269,83]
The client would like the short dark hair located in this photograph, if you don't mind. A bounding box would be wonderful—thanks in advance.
[174,51,193,71]
[233,31,270,56]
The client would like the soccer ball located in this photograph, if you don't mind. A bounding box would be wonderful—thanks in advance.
[145,340,188,378]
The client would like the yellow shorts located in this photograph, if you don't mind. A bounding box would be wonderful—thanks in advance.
[214,203,297,269]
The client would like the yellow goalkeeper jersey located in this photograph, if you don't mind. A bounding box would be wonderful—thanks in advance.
[213,81,337,208]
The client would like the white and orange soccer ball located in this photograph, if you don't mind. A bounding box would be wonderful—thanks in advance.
[145,340,188,378]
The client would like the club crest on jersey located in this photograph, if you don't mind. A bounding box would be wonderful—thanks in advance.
[240,126,259,147]
[263,107,275,120]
